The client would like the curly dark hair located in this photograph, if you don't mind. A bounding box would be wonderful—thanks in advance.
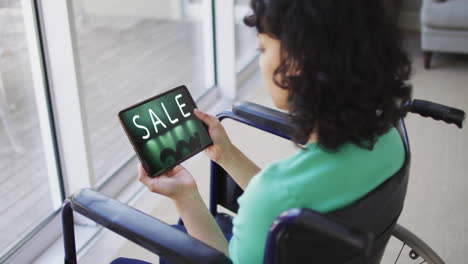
[244,0,412,151]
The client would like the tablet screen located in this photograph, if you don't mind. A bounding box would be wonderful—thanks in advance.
[119,86,212,177]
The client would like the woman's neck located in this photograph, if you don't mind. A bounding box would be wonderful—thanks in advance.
[308,132,318,143]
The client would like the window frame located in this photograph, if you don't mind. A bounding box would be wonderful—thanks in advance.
[2,0,260,261]
[0,0,65,261]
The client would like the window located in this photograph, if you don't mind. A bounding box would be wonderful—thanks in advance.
[70,0,216,185]
[0,0,60,257]
[1,0,246,261]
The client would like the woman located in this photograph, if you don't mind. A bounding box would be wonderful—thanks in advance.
[119,0,412,263]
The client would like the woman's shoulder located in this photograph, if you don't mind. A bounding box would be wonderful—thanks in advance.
[260,127,404,183]
[251,142,330,189]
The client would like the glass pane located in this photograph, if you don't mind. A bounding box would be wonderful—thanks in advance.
[235,0,258,72]
[71,0,215,184]
[0,0,54,255]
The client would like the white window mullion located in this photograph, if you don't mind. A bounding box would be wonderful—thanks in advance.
[214,0,237,100]
[202,0,215,89]
[21,0,62,209]
[39,0,94,195]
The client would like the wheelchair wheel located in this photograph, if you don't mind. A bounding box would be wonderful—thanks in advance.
[390,224,445,264]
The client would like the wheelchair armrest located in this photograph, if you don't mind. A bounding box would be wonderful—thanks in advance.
[63,188,231,264]
[232,101,292,135]
[218,101,294,141]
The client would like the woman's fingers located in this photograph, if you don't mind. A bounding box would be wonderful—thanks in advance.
[138,163,154,187]
[194,109,219,128]
[137,163,148,180]
[170,165,183,173]
[137,162,198,200]
[138,163,183,183]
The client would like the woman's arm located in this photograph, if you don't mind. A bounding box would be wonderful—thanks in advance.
[194,109,260,189]
[175,192,229,255]
[138,164,229,255]
[216,144,260,190]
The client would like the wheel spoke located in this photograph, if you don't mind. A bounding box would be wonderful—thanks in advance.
[394,243,406,264]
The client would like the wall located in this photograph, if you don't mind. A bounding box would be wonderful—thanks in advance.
[402,0,422,12]
[399,0,423,31]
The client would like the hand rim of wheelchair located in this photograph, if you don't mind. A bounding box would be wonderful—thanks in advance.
[391,224,445,264]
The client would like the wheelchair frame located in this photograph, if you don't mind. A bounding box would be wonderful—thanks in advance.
[62,99,464,264]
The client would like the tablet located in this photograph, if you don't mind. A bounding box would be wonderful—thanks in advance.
[118,85,213,178]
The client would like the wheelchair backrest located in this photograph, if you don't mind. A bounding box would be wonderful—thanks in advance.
[210,115,410,264]
[264,208,373,264]
[264,120,411,264]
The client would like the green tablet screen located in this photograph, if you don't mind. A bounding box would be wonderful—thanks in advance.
[119,86,212,177]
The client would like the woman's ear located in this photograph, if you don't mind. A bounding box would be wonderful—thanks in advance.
[287,59,301,77]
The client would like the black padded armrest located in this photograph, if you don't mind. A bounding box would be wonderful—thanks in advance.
[232,101,293,138]
[67,188,231,264]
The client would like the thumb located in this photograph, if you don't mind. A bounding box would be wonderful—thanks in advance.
[194,108,219,128]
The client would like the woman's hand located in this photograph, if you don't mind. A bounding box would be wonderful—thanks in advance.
[194,109,234,165]
[139,162,229,254]
[194,108,260,190]
[138,163,198,202]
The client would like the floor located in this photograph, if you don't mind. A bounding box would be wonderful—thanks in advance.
[81,32,468,264]
[381,35,468,263]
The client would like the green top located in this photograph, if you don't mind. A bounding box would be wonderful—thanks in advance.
[228,127,405,264]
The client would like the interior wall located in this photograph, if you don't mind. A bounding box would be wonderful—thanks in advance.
[402,0,422,12]
[399,0,423,31]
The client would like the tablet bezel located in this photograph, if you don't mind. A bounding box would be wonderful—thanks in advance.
[118,85,213,178]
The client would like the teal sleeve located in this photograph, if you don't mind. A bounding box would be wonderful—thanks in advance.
[229,165,294,264]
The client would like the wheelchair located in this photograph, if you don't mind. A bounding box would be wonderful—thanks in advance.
[62,99,465,264]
